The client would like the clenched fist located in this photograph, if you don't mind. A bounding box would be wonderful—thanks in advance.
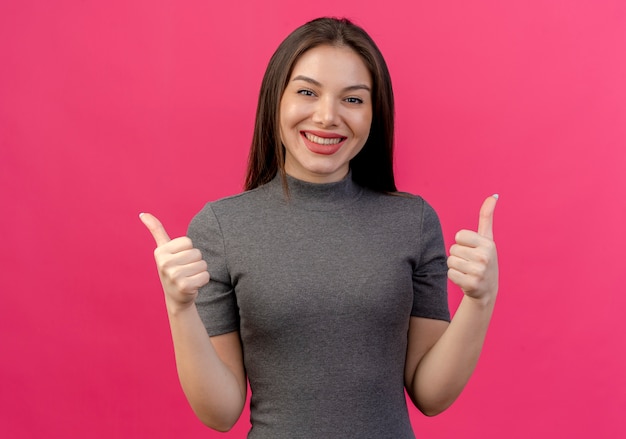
[447,196,499,304]
[140,213,210,313]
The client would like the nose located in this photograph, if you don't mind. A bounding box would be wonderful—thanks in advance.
[312,96,339,127]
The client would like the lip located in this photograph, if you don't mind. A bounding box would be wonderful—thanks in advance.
[300,131,347,155]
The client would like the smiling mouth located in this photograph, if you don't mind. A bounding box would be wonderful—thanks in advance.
[303,132,346,145]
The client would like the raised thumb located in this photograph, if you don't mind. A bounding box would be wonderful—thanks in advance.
[139,212,171,247]
[477,195,498,239]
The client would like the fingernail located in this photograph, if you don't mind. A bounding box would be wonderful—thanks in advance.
[492,194,499,200]
[139,212,145,218]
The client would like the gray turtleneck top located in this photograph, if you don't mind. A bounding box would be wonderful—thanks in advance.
[187,173,450,439]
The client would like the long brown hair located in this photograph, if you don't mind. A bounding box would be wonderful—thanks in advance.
[245,17,396,192]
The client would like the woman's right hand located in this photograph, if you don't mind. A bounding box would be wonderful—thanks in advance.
[140,213,210,313]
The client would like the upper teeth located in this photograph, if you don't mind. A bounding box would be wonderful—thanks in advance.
[305,133,343,145]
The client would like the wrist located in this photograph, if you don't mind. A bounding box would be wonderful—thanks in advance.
[165,297,197,317]
[463,291,497,310]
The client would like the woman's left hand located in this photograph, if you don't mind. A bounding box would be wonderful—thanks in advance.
[447,195,499,303]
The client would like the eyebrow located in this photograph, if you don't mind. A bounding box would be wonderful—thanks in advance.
[291,75,371,93]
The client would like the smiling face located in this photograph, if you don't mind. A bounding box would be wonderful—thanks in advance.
[279,45,373,183]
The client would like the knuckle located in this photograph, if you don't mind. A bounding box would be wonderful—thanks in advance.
[173,276,188,292]
[159,254,176,271]
[483,240,496,254]
[447,268,455,279]
[474,264,487,278]
[475,251,488,265]
[191,248,203,260]
[153,246,165,260]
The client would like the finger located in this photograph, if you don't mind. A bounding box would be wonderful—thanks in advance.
[175,261,210,283]
[139,212,171,247]
[477,194,499,240]
[448,255,484,277]
[156,237,197,257]
[177,271,211,293]
[452,230,484,249]
[447,254,469,272]
[447,267,470,291]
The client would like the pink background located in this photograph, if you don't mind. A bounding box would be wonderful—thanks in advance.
[1,0,625,437]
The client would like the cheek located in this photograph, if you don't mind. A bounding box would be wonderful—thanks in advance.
[278,107,300,148]
[356,113,373,136]
[278,107,290,144]
[282,102,307,126]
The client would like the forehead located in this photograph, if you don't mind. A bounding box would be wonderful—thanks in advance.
[289,45,372,85]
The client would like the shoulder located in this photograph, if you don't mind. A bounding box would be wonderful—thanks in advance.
[214,185,270,209]
[363,189,440,218]
[357,189,444,242]
[188,184,276,237]
[195,185,270,217]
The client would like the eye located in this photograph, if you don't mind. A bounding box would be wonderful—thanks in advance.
[345,96,364,104]
[297,89,315,97]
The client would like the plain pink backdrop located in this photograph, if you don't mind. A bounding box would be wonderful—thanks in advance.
[1,1,625,437]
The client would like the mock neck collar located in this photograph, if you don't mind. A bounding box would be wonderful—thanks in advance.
[266,171,363,211]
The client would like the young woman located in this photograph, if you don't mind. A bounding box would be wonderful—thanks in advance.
[141,17,498,438]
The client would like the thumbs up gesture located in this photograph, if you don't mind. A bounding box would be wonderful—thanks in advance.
[447,196,499,303]
[140,213,210,312]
